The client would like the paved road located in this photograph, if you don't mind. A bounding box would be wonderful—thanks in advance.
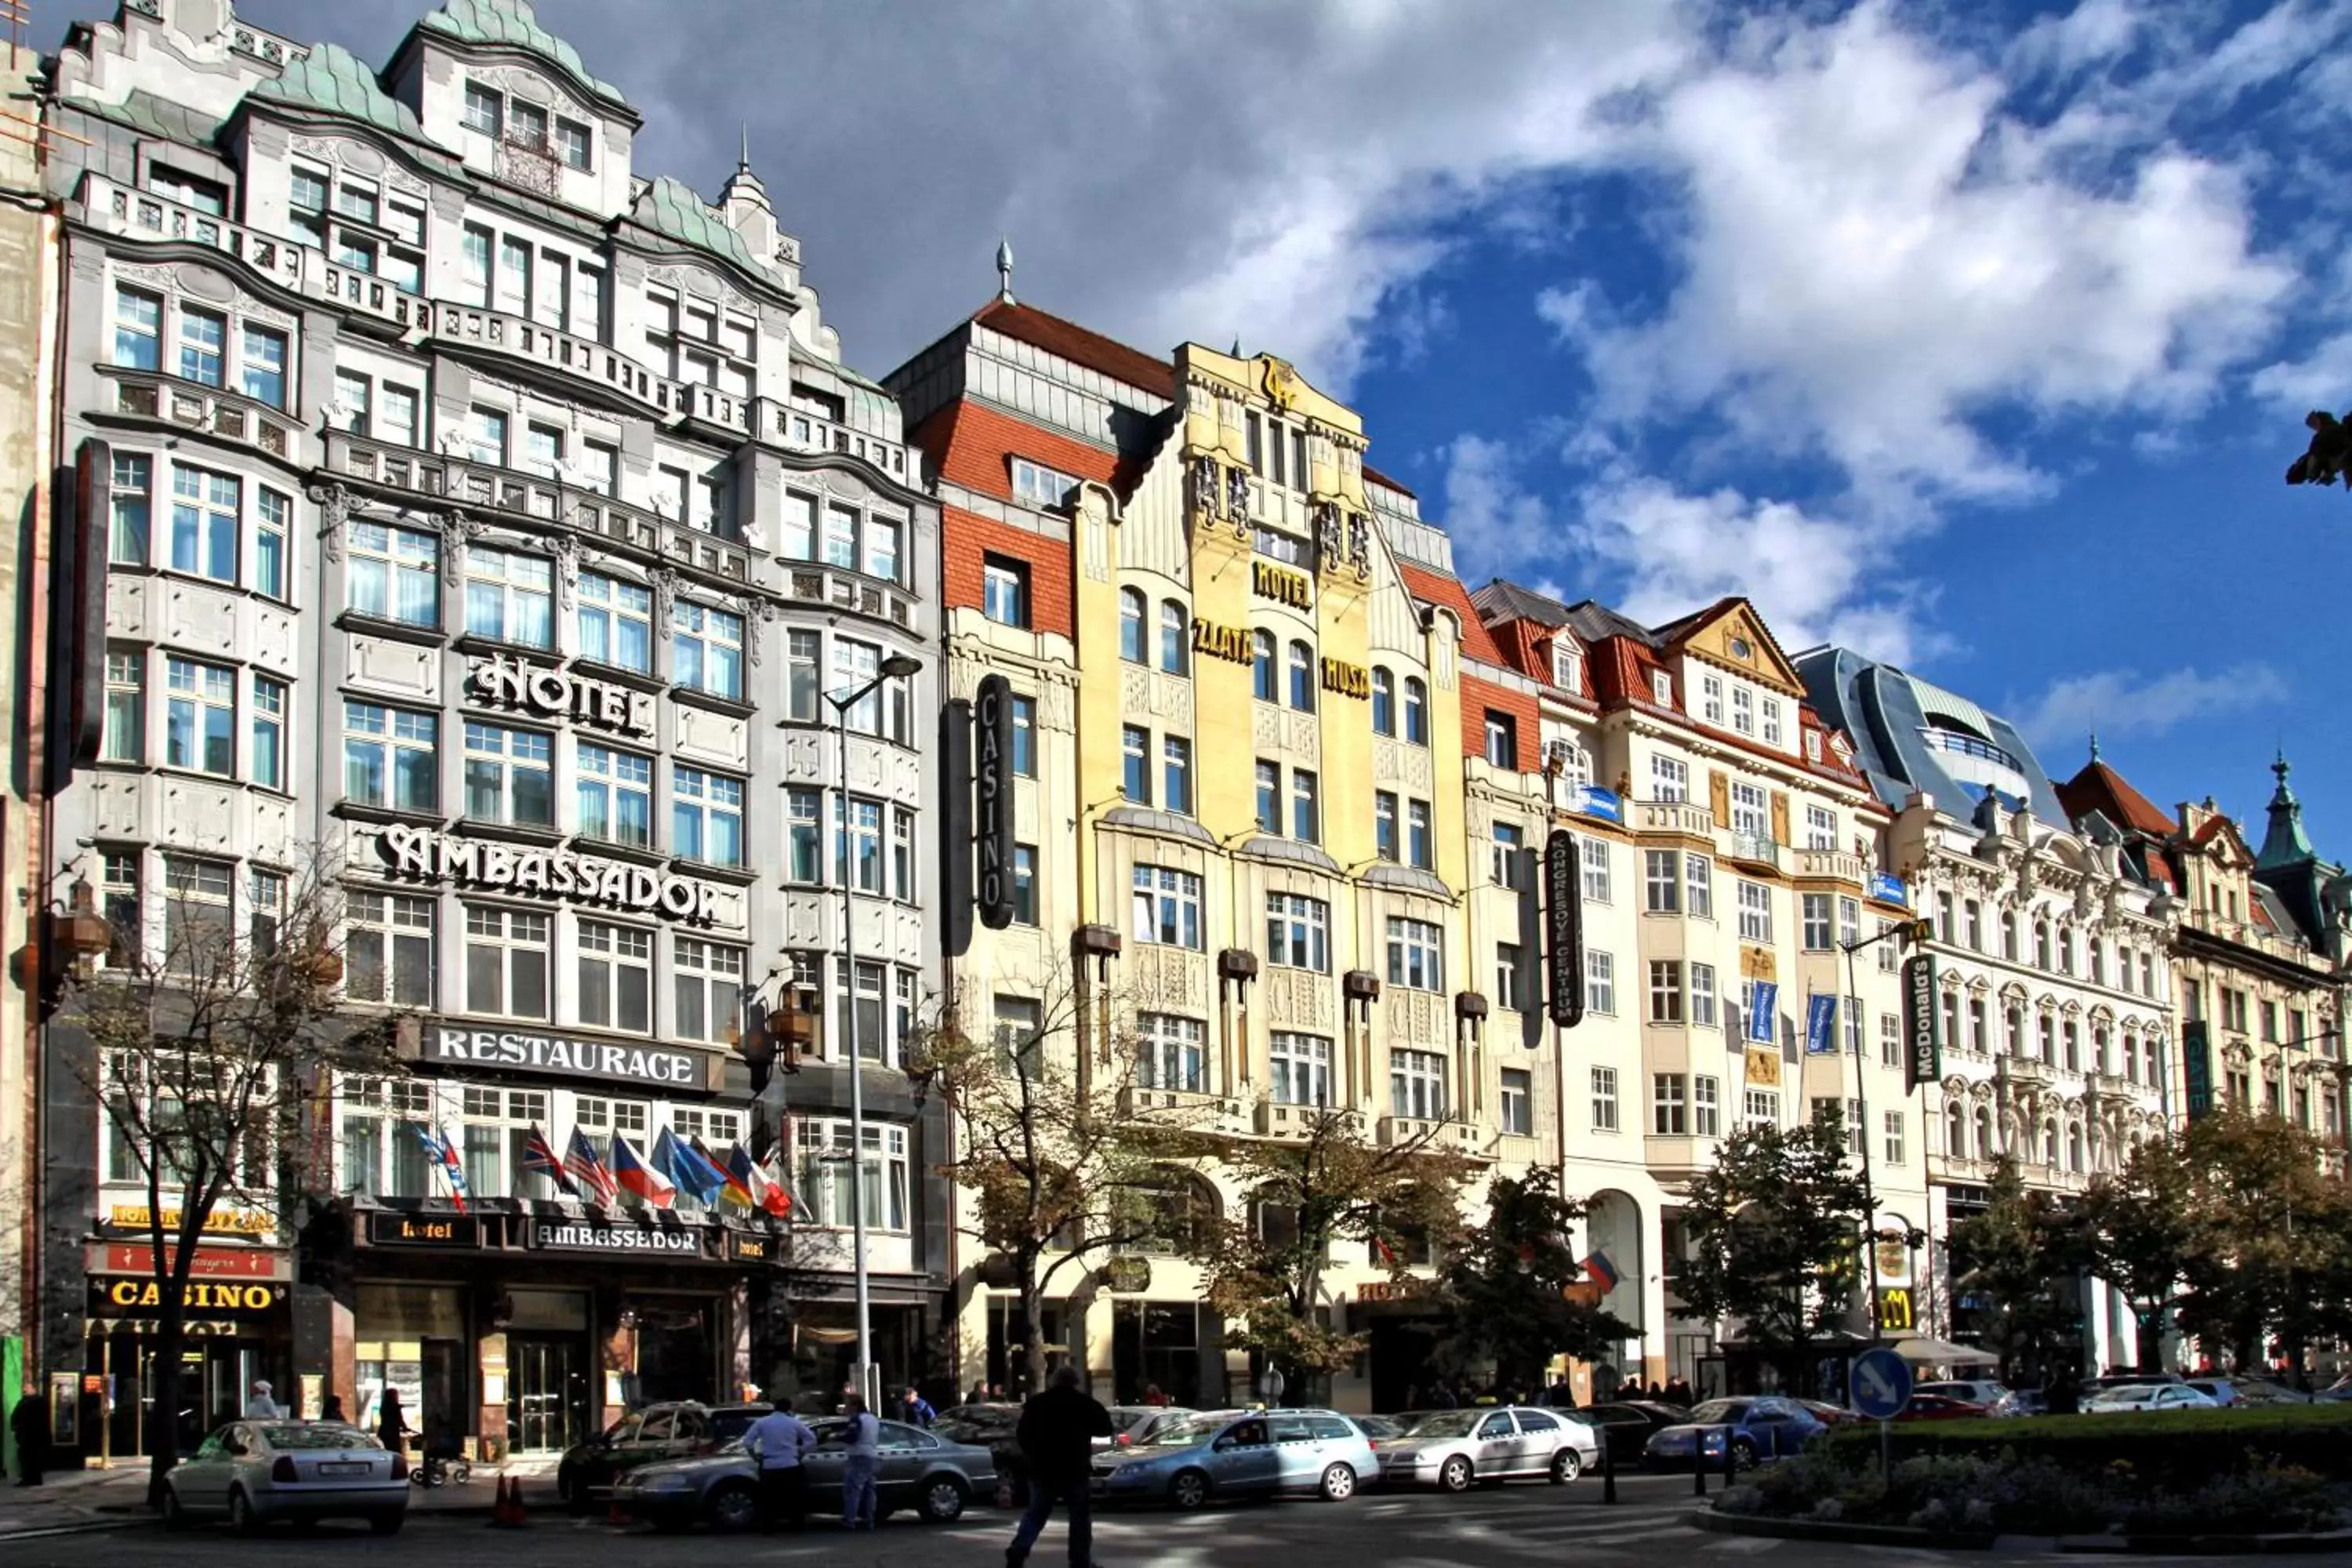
[11,1473,2352,1567]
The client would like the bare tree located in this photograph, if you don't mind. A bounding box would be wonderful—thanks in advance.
[64,856,401,1507]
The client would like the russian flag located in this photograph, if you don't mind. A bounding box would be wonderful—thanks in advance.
[1579,1250,1621,1294]
[610,1134,675,1209]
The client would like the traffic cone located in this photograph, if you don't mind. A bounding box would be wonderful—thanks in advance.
[487,1475,515,1528]
[606,1485,631,1529]
[510,1475,530,1527]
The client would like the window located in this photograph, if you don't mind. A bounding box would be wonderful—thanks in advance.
[659,935,744,1045]
[1010,456,1082,510]
[1653,670,1673,705]
[162,855,233,971]
[671,600,744,700]
[164,656,234,776]
[1552,641,1581,691]
[1650,961,1683,1024]
[1255,760,1279,834]
[347,521,439,626]
[1651,753,1688,802]
[169,464,238,583]
[1118,588,1145,662]
[555,115,593,171]
[1653,1073,1687,1134]
[344,701,437,811]
[176,306,224,387]
[1138,1014,1207,1093]
[1690,963,1719,1028]
[1804,804,1837,851]
[1011,844,1038,926]
[1700,672,1723,724]
[463,906,547,1018]
[983,555,1029,627]
[1122,725,1150,804]
[1292,769,1319,843]
[1287,640,1316,711]
[1390,1049,1446,1121]
[1483,710,1516,768]
[1267,893,1329,972]
[1407,799,1433,869]
[250,674,285,789]
[1402,677,1427,743]
[1496,942,1525,1011]
[1591,1067,1620,1131]
[1581,836,1613,903]
[462,80,503,136]
[111,285,160,370]
[103,647,143,764]
[1737,880,1773,942]
[1883,1110,1905,1164]
[575,743,652,848]
[1160,600,1189,674]
[1962,898,1984,952]
[1131,866,1203,949]
[1272,1033,1332,1108]
[461,722,552,825]
[1499,1069,1532,1136]
[239,325,286,408]
[1371,667,1395,734]
[1693,1075,1721,1135]
[783,788,822,883]
[465,546,553,647]
[2034,920,2050,969]
[575,572,652,673]
[1762,698,1784,746]
[109,451,151,565]
[1645,850,1680,913]
[1744,1089,1779,1127]
[2000,912,2019,961]
[1585,949,1615,1014]
[577,920,652,1033]
[1386,916,1443,991]
[100,851,140,968]
[1881,918,1902,972]
[1686,854,1713,918]
[792,1118,910,1232]
[1163,735,1193,815]
[1374,792,1399,862]
[254,488,289,597]
[673,767,744,867]
[1730,781,1768,839]
[1253,632,1278,702]
[891,808,917,901]
[346,891,433,1006]
[1969,997,1989,1056]
[1802,893,1834,952]
[1010,694,1036,776]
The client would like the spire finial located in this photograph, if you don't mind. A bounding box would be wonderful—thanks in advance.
[739,123,750,171]
[2089,729,2100,763]
[1231,336,1243,358]
[995,237,1014,303]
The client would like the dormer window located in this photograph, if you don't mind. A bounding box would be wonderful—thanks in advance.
[1804,731,1822,763]
[1011,458,1081,510]
[1650,670,1671,706]
[509,99,550,151]
[556,119,594,172]
[1552,641,1581,692]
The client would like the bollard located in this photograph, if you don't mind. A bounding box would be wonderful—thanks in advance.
[1692,1429,1708,1497]
[1601,1428,1617,1504]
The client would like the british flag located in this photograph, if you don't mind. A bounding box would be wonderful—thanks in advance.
[521,1124,575,1196]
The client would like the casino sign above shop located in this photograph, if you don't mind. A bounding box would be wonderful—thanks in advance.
[374,826,722,924]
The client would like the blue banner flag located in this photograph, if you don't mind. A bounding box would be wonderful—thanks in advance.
[1746,982,1779,1044]
[1806,993,1839,1054]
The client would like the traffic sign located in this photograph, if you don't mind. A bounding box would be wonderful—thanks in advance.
[1849,1346,1913,1420]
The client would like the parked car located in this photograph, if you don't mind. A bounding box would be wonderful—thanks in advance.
[1377,1405,1597,1491]
[1642,1397,1826,1470]
[1566,1401,1690,1468]
[1353,1414,1413,1444]
[1091,1409,1376,1508]
[2085,1372,2183,1391]
[1795,1399,1854,1427]
[2008,1388,2050,1416]
[610,1417,996,1530]
[2187,1377,2313,1407]
[931,1403,1028,1503]
[1102,1405,1200,1448]
[1918,1380,2019,1416]
[162,1421,408,1534]
[1895,1393,1987,1422]
[2084,1383,2220,1414]
[558,1401,771,1511]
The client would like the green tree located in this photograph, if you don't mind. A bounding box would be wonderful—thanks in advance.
[1434,1170,1632,1397]
[1183,1109,1472,1401]
[1943,1156,2086,1382]
[2175,1110,2350,1377]
[2076,1134,2198,1371]
[1671,1113,1871,1392]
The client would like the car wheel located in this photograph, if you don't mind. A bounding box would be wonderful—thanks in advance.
[228,1487,261,1535]
[707,1480,760,1534]
[918,1475,967,1523]
[1730,1438,1759,1472]
[161,1485,190,1531]
[1169,1468,1211,1511]
[1318,1463,1356,1502]
[368,1512,404,1535]
[1550,1448,1583,1484]
[1439,1455,1474,1494]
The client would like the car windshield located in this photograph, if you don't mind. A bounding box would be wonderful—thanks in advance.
[2089,1385,2153,1402]
[1139,1417,1222,1448]
[260,1425,376,1450]
[710,1410,766,1441]
[1404,1410,1486,1439]
[1685,1400,1748,1425]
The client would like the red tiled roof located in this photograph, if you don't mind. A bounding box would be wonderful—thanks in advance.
[2055,760,2176,839]
[971,299,1172,395]
[1363,463,1416,499]
[1397,562,1504,663]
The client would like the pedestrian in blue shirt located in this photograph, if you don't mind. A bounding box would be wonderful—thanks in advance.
[900,1387,935,1428]
[743,1401,817,1530]
[839,1394,880,1530]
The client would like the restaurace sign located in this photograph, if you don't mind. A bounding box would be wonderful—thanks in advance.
[467,656,655,739]
[416,1025,715,1091]
[376,826,720,924]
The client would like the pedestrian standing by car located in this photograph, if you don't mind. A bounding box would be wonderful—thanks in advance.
[901,1386,936,1428]
[967,1383,989,1406]
[743,1399,817,1530]
[376,1386,411,1468]
[839,1394,880,1530]
[245,1379,284,1418]
[1007,1366,1112,1568]
[319,1393,346,1425]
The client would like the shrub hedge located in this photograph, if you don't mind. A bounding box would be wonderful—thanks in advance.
[1825,1403,2352,1489]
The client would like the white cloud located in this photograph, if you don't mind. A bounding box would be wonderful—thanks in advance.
[2014,664,2289,750]
[1438,434,1553,582]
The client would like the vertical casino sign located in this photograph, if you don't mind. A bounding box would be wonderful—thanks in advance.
[974,674,1016,930]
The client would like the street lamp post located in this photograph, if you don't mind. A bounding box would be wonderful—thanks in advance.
[826,651,922,1413]
[1840,916,1929,1346]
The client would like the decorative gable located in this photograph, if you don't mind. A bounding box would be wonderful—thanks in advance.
[1673,599,1804,695]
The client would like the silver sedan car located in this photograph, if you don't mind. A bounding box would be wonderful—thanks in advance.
[1091,1409,1377,1508]
[163,1421,410,1534]
[1377,1406,1599,1491]
[612,1417,996,1529]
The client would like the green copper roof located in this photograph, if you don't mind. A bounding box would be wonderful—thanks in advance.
[73,89,223,147]
[419,0,626,107]
[633,175,771,282]
[2256,753,2316,870]
[252,42,464,174]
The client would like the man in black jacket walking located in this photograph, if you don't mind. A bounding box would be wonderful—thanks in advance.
[1007,1366,1112,1567]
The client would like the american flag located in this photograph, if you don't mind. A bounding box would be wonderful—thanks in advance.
[521,1124,575,1196]
[564,1127,619,1206]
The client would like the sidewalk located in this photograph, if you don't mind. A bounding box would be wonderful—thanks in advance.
[0,1454,566,1537]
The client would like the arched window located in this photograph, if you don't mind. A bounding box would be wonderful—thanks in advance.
[2034,921,2050,970]
[1287,640,1316,712]
[2005,1007,2024,1056]
[2067,1123,2085,1172]
[1120,1169,1219,1256]
[1371,667,1395,735]
[1251,631,1276,702]
[1403,677,1428,745]
[2042,1122,2059,1167]
[1945,1101,1965,1159]
[1159,599,1188,675]
[1119,588,1145,663]
[1973,1105,1994,1160]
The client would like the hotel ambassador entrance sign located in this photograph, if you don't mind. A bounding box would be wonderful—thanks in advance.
[375,826,721,924]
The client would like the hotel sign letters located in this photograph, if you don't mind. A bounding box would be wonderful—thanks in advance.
[1319,658,1370,700]
[418,1024,714,1091]
[1251,560,1312,611]
[1191,618,1255,666]
[467,656,655,739]
[368,1213,481,1249]
[528,1218,706,1256]
[376,826,720,924]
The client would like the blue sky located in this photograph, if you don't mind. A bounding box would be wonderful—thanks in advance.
[65,0,2352,851]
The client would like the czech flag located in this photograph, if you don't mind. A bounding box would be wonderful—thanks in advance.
[719,1143,760,1211]
[564,1127,619,1206]
[521,1124,576,1196]
[610,1134,675,1209]
[409,1123,470,1214]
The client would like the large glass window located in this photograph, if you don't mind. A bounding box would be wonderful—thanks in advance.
[673,600,744,699]
[109,451,151,565]
[1406,799,1433,869]
[176,306,225,387]
[1266,893,1330,972]
[255,488,289,597]
[1737,880,1773,942]
[240,325,287,408]
[164,656,234,776]
[1287,640,1316,711]
[1121,725,1150,804]
[464,546,554,647]
[111,286,160,370]
[1162,735,1192,815]
[1119,589,1145,662]
[346,891,433,1006]
[577,920,652,1033]
[463,906,547,1019]
[834,793,884,893]
[576,743,652,848]
[344,701,437,811]
[462,722,553,825]
[1386,916,1443,992]
[169,464,238,583]
[1271,1033,1331,1108]
[793,1119,909,1232]
[1131,866,1203,949]
[347,521,439,626]
[1252,631,1276,702]
[250,674,286,790]
[1403,677,1427,744]
[577,572,652,671]
[1137,1014,1207,1093]
[1291,770,1319,844]
[1159,601,1188,674]
[1371,667,1395,734]
[674,767,746,866]
[1390,1049,1446,1121]
[673,938,745,1045]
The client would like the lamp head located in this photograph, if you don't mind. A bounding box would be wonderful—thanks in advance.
[880,653,922,681]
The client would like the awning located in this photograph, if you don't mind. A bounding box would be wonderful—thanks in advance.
[1892,1336,1998,1366]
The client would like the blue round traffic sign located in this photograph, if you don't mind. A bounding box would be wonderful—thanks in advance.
[1849,1347,1913,1420]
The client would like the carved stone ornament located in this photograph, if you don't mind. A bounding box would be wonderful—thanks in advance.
[306,483,351,561]
[652,568,681,638]
[741,595,777,666]
[1225,465,1251,524]
[1188,456,1222,520]
[1314,501,1341,564]
[550,532,580,604]
[1348,513,1373,581]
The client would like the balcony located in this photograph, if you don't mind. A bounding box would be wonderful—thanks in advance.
[1253,1102,1362,1140]
[1727,833,1783,873]
[771,403,909,479]
[1795,848,1866,885]
[2088,1072,2140,1102]
[782,563,917,631]
[1636,800,1715,839]
[1376,1115,1490,1157]
[106,369,297,462]
[1116,1082,1247,1133]
[1998,1057,2053,1089]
